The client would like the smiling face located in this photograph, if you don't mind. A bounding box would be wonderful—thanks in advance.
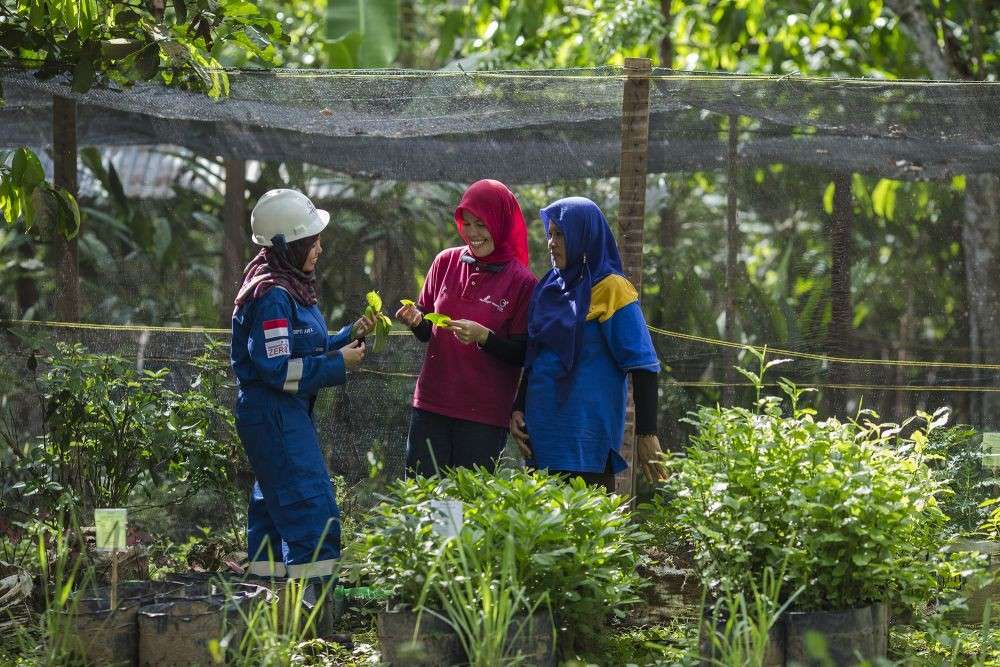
[302,236,323,272]
[461,210,495,258]
[547,222,567,270]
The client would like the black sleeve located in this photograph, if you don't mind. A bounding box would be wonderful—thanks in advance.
[513,369,528,412]
[411,318,432,343]
[481,333,527,366]
[632,369,658,436]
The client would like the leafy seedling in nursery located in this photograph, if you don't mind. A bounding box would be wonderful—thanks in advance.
[363,291,393,353]
[401,298,453,329]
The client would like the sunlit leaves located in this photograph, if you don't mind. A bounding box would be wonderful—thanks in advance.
[4,0,282,95]
[0,149,79,237]
[325,0,399,67]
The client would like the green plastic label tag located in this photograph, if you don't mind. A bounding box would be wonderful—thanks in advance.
[982,433,1000,469]
[94,508,127,551]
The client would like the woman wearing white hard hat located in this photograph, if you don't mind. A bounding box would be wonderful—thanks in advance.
[231,189,372,597]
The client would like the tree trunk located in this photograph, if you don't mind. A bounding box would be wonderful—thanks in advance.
[884,0,955,79]
[219,159,247,326]
[962,174,1000,428]
[52,96,80,321]
[398,0,416,67]
[826,172,853,417]
[658,0,673,67]
[885,0,1000,429]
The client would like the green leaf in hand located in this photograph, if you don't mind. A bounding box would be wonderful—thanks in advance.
[366,290,383,312]
[362,291,395,353]
[425,313,452,328]
[400,299,415,307]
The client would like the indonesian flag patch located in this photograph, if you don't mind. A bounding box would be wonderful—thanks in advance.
[263,319,289,339]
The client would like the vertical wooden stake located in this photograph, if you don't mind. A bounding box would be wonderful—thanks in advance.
[52,96,80,321]
[616,58,652,498]
[220,159,247,325]
[723,115,740,404]
[110,550,119,611]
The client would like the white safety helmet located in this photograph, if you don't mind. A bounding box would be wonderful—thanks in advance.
[250,189,330,246]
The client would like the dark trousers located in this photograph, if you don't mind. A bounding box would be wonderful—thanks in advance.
[406,408,508,476]
[546,455,616,493]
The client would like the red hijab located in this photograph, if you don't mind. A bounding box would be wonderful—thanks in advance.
[454,180,529,267]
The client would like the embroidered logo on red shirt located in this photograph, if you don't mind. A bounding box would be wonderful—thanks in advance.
[479,295,509,312]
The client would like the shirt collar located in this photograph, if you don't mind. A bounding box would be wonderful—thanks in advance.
[460,251,506,273]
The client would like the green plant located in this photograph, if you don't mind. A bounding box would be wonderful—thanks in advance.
[11,342,238,516]
[703,566,802,667]
[924,425,999,537]
[343,466,647,653]
[6,522,98,666]
[231,577,338,666]
[664,347,976,612]
[0,148,79,237]
[416,530,549,667]
[363,291,393,352]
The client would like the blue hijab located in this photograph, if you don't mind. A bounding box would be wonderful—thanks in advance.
[526,197,624,376]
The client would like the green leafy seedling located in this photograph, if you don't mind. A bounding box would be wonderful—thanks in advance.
[424,313,452,328]
[363,290,393,353]
[400,298,450,329]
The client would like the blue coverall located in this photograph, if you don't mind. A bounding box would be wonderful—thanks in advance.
[231,286,353,579]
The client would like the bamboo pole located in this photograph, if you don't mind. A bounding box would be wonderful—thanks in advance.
[52,96,80,321]
[615,58,652,498]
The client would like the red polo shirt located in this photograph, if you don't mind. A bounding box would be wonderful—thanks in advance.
[413,247,537,428]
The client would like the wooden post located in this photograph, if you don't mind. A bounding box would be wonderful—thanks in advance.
[826,172,853,416]
[615,58,652,497]
[52,96,80,321]
[220,159,247,325]
[723,115,740,404]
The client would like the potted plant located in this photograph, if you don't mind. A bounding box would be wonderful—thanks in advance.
[926,424,1000,623]
[660,348,979,665]
[342,466,648,663]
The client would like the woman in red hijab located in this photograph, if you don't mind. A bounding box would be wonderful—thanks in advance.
[395,179,537,475]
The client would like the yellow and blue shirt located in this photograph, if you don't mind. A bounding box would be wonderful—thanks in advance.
[524,274,660,473]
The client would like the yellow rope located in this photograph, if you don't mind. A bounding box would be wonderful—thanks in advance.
[255,68,998,86]
[358,368,420,379]
[673,381,1000,393]
[0,319,415,336]
[0,319,229,335]
[6,319,1000,374]
[646,324,1000,371]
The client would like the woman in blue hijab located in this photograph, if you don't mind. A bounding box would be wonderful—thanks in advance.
[511,197,665,490]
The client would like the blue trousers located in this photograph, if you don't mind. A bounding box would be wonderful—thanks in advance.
[237,403,340,579]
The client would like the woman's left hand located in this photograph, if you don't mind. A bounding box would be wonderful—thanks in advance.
[351,314,377,339]
[637,434,667,483]
[449,319,491,345]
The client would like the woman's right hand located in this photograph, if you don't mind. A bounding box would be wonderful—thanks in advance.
[395,304,423,328]
[510,410,531,458]
[337,340,366,370]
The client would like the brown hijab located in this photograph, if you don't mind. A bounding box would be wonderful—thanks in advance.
[233,234,319,310]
